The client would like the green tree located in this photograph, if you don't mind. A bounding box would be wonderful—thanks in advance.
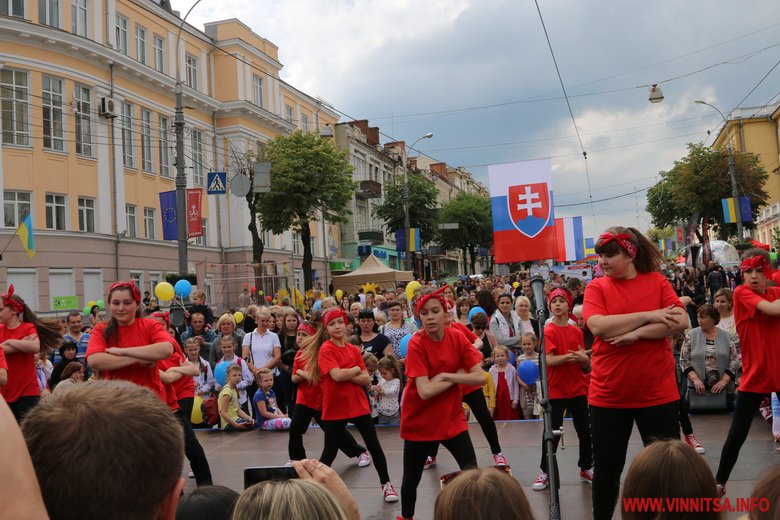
[646,143,769,241]
[438,192,493,274]
[373,172,439,244]
[228,148,266,293]
[256,131,356,290]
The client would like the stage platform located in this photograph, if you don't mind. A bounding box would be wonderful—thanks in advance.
[186,413,778,519]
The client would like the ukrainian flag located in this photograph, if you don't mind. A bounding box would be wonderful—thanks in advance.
[16,214,35,257]
[722,197,738,224]
[408,228,421,252]
[584,238,596,255]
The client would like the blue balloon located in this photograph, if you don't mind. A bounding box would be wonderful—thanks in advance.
[468,307,487,322]
[214,361,228,386]
[399,333,413,358]
[174,279,192,298]
[508,349,516,366]
[518,360,539,386]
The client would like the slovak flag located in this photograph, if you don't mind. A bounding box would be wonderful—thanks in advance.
[488,159,559,263]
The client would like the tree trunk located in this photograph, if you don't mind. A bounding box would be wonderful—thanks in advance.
[461,246,469,275]
[246,192,265,300]
[468,245,477,274]
[300,223,314,291]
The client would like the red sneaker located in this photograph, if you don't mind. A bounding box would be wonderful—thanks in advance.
[580,468,594,484]
[532,470,549,490]
[383,482,399,503]
[423,456,436,470]
[684,434,706,454]
[493,452,508,466]
[716,483,726,498]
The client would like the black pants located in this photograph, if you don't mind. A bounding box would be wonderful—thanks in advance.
[288,404,366,461]
[431,388,501,458]
[174,409,213,486]
[320,414,390,485]
[274,370,292,414]
[540,395,592,474]
[590,401,679,520]
[178,396,194,424]
[402,431,477,519]
[716,391,780,485]
[8,395,39,423]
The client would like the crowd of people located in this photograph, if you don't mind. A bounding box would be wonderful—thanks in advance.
[1,225,780,519]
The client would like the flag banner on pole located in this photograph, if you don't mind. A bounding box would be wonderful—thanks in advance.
[584,237,595,255]
[187,188,203,238]
[488,159,558,263]
[395,229,406,252]
[722,196,753,224]
[408,228,421,252]
[739,196,752,223]
[16,213,35,257]
[554,216,584,262]
[721,197,738,224]
[676,226,685,243]
[159,190,178,241]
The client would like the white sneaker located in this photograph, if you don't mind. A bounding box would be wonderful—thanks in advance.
[532,470,549,490]
[383,482,399,503]
[358,452,371,467]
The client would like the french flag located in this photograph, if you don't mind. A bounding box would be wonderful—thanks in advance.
[555,216,585,262]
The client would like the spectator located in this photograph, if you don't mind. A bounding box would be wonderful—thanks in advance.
[189,289,214,329]
[238,287,252,309]
[381,300,418,359]
[746,465,780,520]
[50,340,85,389]
[185,338,216,398]
[218,364,254,431]
[52,361,86,395]
[434,468,534,520]
[209,312,245,369]
[181,312,217,363]
[252,368,291,431]
[176,486,239,520]
[490,294,521,351]
[63,311,90,362]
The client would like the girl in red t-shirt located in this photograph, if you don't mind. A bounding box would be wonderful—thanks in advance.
[715,249,780,497]
[287,321,368,464]
[315,309,399,504]
[0,284,62,421]
[399,288,485,520]
[582,227,687,520]
[532,287,592,492]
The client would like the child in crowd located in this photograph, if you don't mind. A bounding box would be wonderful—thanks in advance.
[216,336,253,415]
[533,287,592,491]
[482,368,496,418]
[517,332,540,420]
[185,338,216,397]
[365,353,380,422]
[489,345,519,420]
[190,289,214,329]
[376,355,402,426]
[219,364,254,431]
[252,368,291,431]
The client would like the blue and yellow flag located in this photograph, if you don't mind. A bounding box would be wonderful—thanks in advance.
[408,227,421,252]
[722,196,752,224]
[16,213,35,257]
[584,237,596,255]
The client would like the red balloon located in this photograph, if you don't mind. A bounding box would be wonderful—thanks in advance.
[265,295,272,302]
[772,272,780,286]
[243,283,248,288]
[250,286,257,292]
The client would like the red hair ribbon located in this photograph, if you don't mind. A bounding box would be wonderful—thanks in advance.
[598,232,638,260]
[108,281,142,303]
[297,322,317,336]
[322,308,349,329]
[547,288,573,310]
[740,255,774,276]
[1,284,25,314]
[415,286,450,314]
[151,311,170,329]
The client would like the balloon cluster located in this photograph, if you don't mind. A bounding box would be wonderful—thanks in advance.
[82,299,105,315]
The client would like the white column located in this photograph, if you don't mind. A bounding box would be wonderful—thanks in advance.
[167,30,175,79]
[236,53,244,100]
[94,90,112,234]
[92,0,103,43]
[200,50,207,94]
[105,0,116,48]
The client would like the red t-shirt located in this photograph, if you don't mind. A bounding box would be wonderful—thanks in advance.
[448,322,482,395]
[318,340,369,420]
[544,322,588,399]
[582,271,681,408]
[159,342,195,401]
[0,322,39,403]
[293,350,322,411]
[401,327,483,441]
[0,348,7,370]
[86,318,171,402]
[733,285,780,393]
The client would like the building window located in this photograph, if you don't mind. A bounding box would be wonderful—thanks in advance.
[1,69,30,146]
[74,85,92,156]
[121,102,134,168]
[0,0,24,17]
[252,75,264,108]
[45,193,66,230]
[144,207,156,239]
[125,204,137,238]
[193,219,207,245]
[285,105,294,123]
[135,26,147,65]
[185,54,198,89]
[191,129,204,186]
[3,191,31,228]
[301,114,309,132]
[140,108,152,172]
[292,232,301,255]
[42,76,64,151]
[130,271,143,290]
[77,196,94,232]
[115,15,128,55]
[71,0,87,36]
[39,0,59,27]
[153,35,165,73]
[158,116,170,177]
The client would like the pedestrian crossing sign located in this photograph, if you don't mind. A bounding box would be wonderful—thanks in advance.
[207,172,227,194]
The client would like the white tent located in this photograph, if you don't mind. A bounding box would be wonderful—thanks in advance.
[331,254,413,294]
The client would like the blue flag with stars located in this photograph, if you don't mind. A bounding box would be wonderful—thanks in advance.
[159,190,178,241]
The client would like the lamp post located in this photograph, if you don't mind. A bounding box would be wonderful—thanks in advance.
[694,99,744,244]
[173,0,204,275]
[404,132,433,272]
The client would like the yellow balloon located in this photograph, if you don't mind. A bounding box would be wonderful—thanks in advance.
[233,311,244,324]
[154,282,175,301]
[335,289,344,300]
[191,395,204,425]
[512,282,520,289]
[87,300,96,308]
[405,281,422,301]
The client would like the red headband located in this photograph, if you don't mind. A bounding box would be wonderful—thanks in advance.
[1,284,25,314]
[297,322,317,336]
[415,286,450,314]
[108,281,141,303]
[151,311,170,329]
[740,255,774,276]
[322,309,349,329]
[598,232,637,260]
[548,288,573,309]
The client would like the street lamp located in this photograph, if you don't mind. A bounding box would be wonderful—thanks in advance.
[693,99,744,243]
[404,132,433,272]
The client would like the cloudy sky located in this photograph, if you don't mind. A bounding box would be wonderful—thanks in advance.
[175,0,780,240]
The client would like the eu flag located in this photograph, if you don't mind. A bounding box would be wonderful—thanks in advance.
[159,190,178,241]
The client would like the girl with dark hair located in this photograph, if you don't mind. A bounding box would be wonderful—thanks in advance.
[357,309,391,358]
[0,285,63,421]
[583,227,688,519]
[89,304,101,327]
[52,362,86,395]
[475,290,496,318]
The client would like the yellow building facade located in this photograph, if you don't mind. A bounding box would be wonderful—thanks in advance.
[0,0,340,312]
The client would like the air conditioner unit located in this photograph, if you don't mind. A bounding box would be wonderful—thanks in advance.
[99,97,118,118]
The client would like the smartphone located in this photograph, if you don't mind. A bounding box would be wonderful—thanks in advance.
[244,466,299,489]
